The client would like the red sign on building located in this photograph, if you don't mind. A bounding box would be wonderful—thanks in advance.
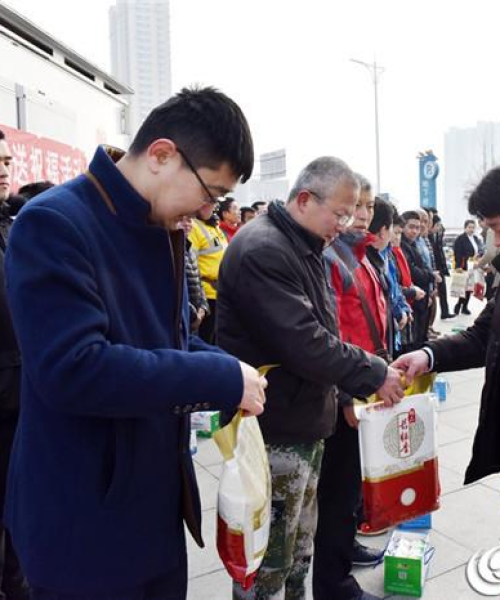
[1,124,87,192]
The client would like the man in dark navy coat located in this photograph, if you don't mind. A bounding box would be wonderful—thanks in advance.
[4,87,266,600]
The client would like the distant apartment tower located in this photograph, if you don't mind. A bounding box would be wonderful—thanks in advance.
[110,0,172,134]
[444,122,500,229]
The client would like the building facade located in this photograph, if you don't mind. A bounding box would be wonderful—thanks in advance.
[444,122,500,230]
[0,2,132,189]
[110,0,172,135]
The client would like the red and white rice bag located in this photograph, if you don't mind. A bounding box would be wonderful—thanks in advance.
[213,411,271,590]
[357,393,440,531]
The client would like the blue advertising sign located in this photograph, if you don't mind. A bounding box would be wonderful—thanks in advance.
[419,153,439,209]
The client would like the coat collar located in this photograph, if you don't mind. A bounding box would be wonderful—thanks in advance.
[88,146,152,226]
[267,201,324,256]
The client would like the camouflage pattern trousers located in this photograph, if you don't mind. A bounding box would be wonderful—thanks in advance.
[233,441,324,600]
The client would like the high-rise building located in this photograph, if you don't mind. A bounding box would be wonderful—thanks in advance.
[444,122,500,229]
[110,0,172,135]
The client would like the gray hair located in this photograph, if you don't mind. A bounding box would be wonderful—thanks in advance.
[287,156,359,203]
[353,172,372,193]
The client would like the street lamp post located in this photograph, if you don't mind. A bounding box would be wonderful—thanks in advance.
[350,58,385,194]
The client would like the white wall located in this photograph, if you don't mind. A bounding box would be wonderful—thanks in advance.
[0,32,130,158]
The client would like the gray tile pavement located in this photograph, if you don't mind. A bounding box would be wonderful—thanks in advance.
[187,295,497,599]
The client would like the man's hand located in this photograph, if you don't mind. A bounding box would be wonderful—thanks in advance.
[434,271,443,284]
[192,307,206,331]
[375,366,405,407]
[414,286,426,301]
[391,350,430,384]
[343,404,359,429]
[398,313,409,330]
[238,361,267,416]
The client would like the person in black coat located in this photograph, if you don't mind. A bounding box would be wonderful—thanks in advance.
[178,217,210,333]
[400,211,436,349]
[429,214,454,318]
[453,219,483,314]
[0,131,30,600]
[393,165,500,490]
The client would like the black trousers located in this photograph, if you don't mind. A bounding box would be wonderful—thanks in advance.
[455,291,471,312]
[437,277,450,317]
[0,410,29,600]
[313,409,362,600]
[198,299,217,345]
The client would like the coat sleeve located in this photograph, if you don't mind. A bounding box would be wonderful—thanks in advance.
[225,246,387,398]
[402,244,434,289]
[427,297,493,371]
[5,206,243,418]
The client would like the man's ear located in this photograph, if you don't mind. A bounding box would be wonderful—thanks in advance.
[146,139,177,173]
[296,190,311,212]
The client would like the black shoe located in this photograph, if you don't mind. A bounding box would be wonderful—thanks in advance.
[462,308,472,315]
[441,313,456,319]
[352,541,384,567]
[454,303,460,315]
[358,592,383,600]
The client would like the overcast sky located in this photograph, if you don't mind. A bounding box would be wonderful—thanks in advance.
[5,0,500,209]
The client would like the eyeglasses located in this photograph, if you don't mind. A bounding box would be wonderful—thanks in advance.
[177,147,222,206]
[307,190,355,228]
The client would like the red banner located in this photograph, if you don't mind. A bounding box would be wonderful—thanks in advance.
[1,124,87,192]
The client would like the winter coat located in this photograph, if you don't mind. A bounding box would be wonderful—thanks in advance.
[219,220,239,242]
[185,239,209,326]
[0,214,20,414]
[217,201,387,444]
[429,231,449,277]
[428,255,500,484]
[326,232,387,357]
[4,146,243,593]
[188,218,227,300]
[454,232,483,270]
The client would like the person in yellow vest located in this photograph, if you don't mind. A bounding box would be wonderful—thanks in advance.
[189,202,228,343]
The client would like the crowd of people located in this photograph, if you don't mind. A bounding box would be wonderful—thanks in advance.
[0,86,499,600]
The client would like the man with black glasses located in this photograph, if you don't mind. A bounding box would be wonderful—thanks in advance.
[4,87,266,600]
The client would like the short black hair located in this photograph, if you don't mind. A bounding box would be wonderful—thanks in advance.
[393,215,405,228]
[432,214,442,227]
[129,86,254,182]
[240,207,255,222]
[464,219,475,229]
[468,166,500,218]
[251,201,266,210]
[401,210,421,223]
[18,180,54,200]
[217,197,237,220]
[369,197,395,234]
[0,129,5,141]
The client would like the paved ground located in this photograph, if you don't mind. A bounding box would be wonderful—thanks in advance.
[187,294,496,599]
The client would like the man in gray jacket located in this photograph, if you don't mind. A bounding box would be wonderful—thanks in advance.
[217,157,405,600]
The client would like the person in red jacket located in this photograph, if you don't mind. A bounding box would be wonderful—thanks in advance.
[217,197,241,242]
[314,175,389,600]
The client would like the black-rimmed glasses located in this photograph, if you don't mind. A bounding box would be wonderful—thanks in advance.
[177,147,222,206]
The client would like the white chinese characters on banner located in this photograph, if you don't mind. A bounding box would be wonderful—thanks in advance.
[12,143,30,188]
[1,123,87,191]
